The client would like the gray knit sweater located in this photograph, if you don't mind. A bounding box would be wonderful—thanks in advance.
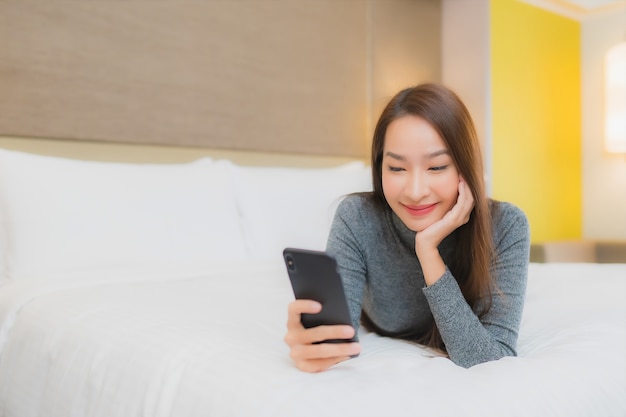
[326,193,530,368]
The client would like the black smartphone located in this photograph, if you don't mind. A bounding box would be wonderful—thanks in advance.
[283,247,357,344]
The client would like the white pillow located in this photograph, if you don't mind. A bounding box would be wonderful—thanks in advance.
[230,161,372,262]
[0,150,247,281]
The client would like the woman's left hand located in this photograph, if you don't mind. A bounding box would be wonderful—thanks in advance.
[414,179,474,283]
[416,178,474,250]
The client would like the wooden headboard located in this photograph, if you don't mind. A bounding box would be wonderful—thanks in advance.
[0,0,442,159]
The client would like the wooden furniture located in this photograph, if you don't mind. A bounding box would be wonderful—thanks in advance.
[530,240,626,263]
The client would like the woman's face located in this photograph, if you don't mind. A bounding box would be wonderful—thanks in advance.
[381,115,460,232]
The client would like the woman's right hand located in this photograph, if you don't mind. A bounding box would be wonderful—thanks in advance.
[284,299,361,373]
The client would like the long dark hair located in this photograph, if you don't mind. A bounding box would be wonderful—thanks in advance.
[370,83,495,351]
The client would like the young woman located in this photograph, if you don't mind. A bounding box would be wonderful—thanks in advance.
[285,83,530,372]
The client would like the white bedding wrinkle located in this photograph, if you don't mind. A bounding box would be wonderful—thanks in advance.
[0,262,624,417]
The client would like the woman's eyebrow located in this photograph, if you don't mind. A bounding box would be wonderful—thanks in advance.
[384,149,449,161]
[384,151,406,161]
[428,149,450,158]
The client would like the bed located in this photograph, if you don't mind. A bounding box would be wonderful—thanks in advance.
[0,149,624,417]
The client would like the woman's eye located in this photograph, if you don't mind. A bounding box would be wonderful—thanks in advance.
[429,165,448,172]
[387,166,404,172]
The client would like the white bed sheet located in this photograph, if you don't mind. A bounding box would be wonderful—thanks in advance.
[0,262,624,417]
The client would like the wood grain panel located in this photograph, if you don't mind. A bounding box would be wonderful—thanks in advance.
[368,0,442,140]
[0,1,368,156]
[0,1,441,158]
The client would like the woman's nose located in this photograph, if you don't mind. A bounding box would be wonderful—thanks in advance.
[405,172,429,201]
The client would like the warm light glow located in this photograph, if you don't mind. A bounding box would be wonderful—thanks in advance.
[605,41,626,154]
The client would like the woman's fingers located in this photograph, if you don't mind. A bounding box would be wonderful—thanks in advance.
[294,357,352,373]
[286,299,321,329]
[289,341,361,361]
[285,299,360,372]
[456,179,475,224]
[285,300,356,345]
[290,342,361,373]
[285,323,356,346]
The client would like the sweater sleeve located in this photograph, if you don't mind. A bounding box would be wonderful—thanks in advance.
[325,197,368,333]
[422,203,530,368]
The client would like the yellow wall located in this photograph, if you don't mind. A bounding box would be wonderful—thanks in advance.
[490,0,581,243]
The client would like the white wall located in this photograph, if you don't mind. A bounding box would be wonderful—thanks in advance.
[581,7,626,240]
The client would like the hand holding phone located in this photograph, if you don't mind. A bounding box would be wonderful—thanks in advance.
[283,248,357,344]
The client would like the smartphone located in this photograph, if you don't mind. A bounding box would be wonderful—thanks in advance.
[283,247,357,344]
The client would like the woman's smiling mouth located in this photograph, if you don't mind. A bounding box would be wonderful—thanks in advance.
[402,203,438,216]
